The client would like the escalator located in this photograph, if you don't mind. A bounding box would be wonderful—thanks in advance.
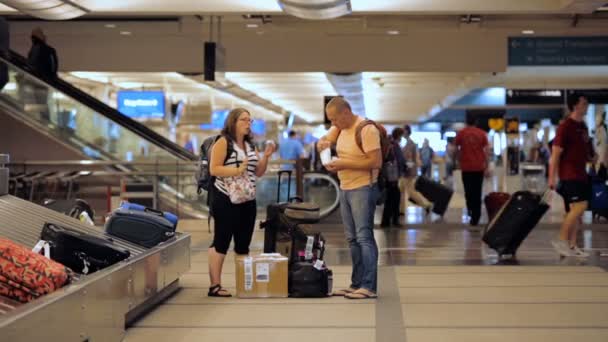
[0,51,341,219]
[0,50,206,217]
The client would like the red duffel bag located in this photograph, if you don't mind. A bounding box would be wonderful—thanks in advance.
[484,192,511,223]
[0,238,69,303]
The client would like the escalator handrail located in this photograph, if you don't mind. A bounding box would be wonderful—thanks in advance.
[1,50,197,162]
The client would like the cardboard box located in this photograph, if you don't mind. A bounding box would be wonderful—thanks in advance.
[235,253,288,298]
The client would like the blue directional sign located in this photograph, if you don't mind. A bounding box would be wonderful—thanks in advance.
[508,36,608,66]
[117,90,165,119]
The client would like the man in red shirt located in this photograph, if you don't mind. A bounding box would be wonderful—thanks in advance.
[455,115,489,227]
[549,94,595,258]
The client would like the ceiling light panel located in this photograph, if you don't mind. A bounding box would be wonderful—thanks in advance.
[0,0,89,20]
[278,0,351,20]
[226,72,337,122]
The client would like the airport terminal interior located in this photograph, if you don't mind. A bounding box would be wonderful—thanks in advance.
[0,1,607,341]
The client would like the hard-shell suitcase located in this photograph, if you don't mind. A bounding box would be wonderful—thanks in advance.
[119,201,178,228]
[0,238,68,303]
[288,261,333,298]
[484,192,511,222]
[105,208,176,248]
[414,176,454,216]
[482,191,550,257]
[41,223,130,274]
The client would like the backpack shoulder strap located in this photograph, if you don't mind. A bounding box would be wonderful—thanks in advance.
[354,119,375,153]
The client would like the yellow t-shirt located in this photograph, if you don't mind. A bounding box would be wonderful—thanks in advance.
[326,116,381,190]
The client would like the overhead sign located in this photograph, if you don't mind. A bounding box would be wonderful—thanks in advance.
[117,91,165,119]
[508,36,608,66]
[566,89,608,104]
[506,89,564,105]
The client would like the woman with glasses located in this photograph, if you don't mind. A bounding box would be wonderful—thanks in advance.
[207,108,275,297]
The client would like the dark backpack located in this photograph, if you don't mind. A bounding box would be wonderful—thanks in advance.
[195,135,234,194]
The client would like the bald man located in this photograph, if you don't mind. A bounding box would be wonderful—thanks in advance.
[317,97,381,299]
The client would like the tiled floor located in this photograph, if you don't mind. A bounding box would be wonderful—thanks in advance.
[124,206,608,342]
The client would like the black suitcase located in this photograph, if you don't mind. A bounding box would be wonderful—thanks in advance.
[105,208,176,248]
[482,191,550,257]
[43,198,94,221]
[262,170,296,254]
[41,223,130,275]
[288,262,333,298]
[414,176,454,216]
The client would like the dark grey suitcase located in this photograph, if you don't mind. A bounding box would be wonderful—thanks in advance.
[482,191,549,257]
[105,208,176,248]
[414,176,454,216]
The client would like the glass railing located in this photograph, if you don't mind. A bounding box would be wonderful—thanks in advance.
[0,60,181,164]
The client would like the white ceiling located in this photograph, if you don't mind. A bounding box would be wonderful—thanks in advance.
[63,71,285,121]
[224,72,336,122]
[0,0,604,14]
[64,67,608,124]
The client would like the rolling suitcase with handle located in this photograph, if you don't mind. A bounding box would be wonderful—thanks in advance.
[262,170,320,252]
[482,191,550,258]
[414,176,454,216]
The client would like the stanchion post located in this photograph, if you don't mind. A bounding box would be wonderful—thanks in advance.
[295,158,303,199]
[0,154,8,196]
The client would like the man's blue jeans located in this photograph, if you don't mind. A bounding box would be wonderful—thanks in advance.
[339,183,379,293]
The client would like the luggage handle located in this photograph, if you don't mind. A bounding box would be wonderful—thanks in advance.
[277,170,292,203]
[144,207,165,217]
[289,196,303,203]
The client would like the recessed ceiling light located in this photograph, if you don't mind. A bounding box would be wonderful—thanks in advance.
[105,24,116,28]
[522,30,535,35]
[256,31,265,35]
[386,30,400,35]
[246,23,259,28]
[120,31,132,35]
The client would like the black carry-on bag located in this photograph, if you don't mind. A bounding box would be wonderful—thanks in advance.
[41,223,130,275]
[414,176,454,216]
[482,190,550,258]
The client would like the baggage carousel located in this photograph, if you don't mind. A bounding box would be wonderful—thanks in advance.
[0,195,191,341]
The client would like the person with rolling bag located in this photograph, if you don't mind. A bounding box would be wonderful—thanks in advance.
[206,108,275,297]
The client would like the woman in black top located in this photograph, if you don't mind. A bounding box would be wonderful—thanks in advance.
[207,108,275,297]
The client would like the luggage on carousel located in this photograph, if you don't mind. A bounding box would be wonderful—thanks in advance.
[41,223,130,274]
[43,198,95,223]
[482,191,550,257]
[414,176,454,216]
[484,192,511,222]
[0,238,69,303]
[118,201,178,228]
[105,208,176,248]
